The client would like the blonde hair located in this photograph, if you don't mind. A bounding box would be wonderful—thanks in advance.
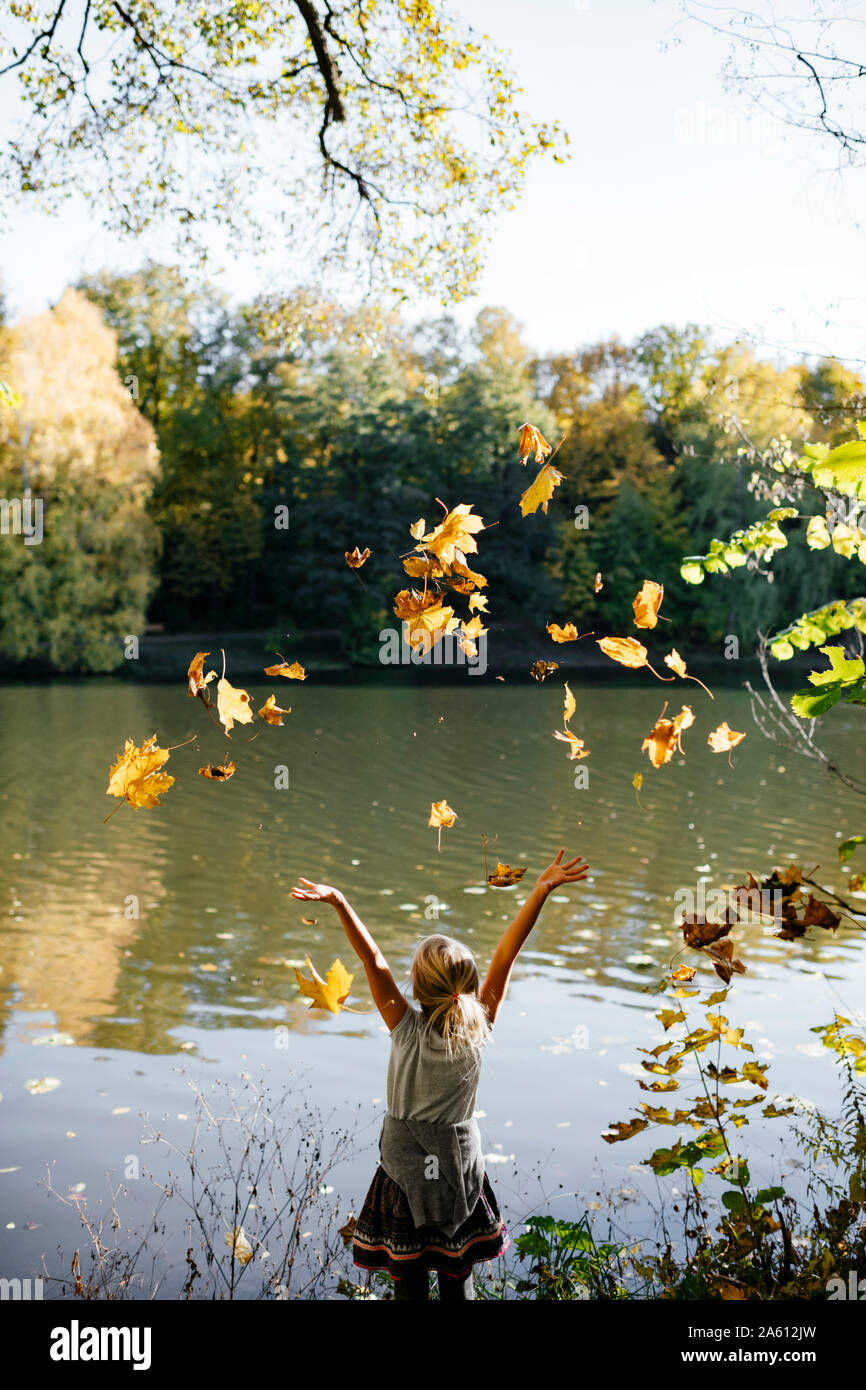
[410,934,491,1059]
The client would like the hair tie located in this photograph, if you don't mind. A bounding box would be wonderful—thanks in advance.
[452,994,459,1003]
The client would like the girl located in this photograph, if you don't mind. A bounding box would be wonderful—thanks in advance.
[291,848,589,1301]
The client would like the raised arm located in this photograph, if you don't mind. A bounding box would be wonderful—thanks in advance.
[480,850,589,1025]
[291,878,408,1031]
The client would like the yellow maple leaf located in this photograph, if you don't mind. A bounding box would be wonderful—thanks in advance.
[641,705,694,768]
[664,648,714,698]
[106,735,176,812]
[429,799,458,830]
[633,580,664,629]
[402,555,445,581]
[187,651,216,699]
[547,621,579,643]
[199,760,236,781]
[519,462,563,517]
[258,695,290,726]
[708,722,746,754]
[449,558,487,589]
[345,546,371,569]
[597,636,648,669]
[217,677,255,734]
[457,615,487,657]
[294,956,354,1015]
[422,503,485,566]
[518,422,552,465]
[468,593,489,613]
[399,596,459,651]
[264,659,306,680]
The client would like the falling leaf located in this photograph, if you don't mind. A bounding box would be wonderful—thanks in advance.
[217,678,255,734]
[554,729,590,760]
[258,695,290,726]
[518,422,552,465]
[106,735,176,812]
[664,648,714,698]
[547,622,579,643]
[705,939,746,985]
[519,462,564,517]
[457,615,487,657]
[409,518,426,541]
[530,660,559,682]
[488,863,527,887]
[345,547,371,569]
[468,594,489,613]
[226,1227,254,1266]
[429,800,458,830]
[422,504,485,566]
[633,581,664,629]
[593,572,603,593]
[681,910,737,949]
[302,916,318,927]
[563,682,576,725]
[24,1077,61,1094]
[670,965,697,982]
[799,895,841,931]
[641,705,694,767]
[708,723,746,755]
[633,772,643,792]
[597,636,650,670]
[294,957,354,1014]
[199,761,236,781]
[394,589,459,650]
[264,659,306,680]
[187,652,216,699]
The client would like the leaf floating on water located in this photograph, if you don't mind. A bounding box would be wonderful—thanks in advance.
[217,678,254,734]
[518,422,552,466]
[345,546,371,569]
[106,735,176,813]
[226,1226,254,1266]
[487,863,527,888]
[632,580,665,630]
[24,1077,61,1094]
[199,760,236,781]
[530,660,559,682]
[258,695,290,726]
[295,957,354,1015]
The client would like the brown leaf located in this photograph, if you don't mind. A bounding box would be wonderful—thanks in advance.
[530,660,559,682]
[632,580,664,629]
[198,761,236,781]
[487,862,527,887]
[345,547,371,569]
[517,422,552,465]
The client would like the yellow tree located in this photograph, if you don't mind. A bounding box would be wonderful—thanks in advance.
[0,289,159,670]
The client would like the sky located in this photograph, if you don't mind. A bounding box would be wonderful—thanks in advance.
[1,0,865,365]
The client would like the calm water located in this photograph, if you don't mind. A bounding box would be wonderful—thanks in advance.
[1,675,864,1296]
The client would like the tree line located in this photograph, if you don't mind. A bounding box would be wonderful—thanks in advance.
[0,263,863,671]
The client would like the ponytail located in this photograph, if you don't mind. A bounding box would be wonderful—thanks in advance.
[411,935,491,1060]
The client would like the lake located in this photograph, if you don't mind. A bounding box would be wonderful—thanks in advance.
[1,674,864,1297]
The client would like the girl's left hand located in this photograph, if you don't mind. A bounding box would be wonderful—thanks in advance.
[291,877,343,906]
[535,849,590,896]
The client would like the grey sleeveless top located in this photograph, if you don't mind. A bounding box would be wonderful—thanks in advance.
[378,1003,490,1236]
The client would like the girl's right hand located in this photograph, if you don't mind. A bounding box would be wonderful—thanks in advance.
[291,877,344,907]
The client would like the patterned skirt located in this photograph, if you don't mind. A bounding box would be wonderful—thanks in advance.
[352,1164,510,1280]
